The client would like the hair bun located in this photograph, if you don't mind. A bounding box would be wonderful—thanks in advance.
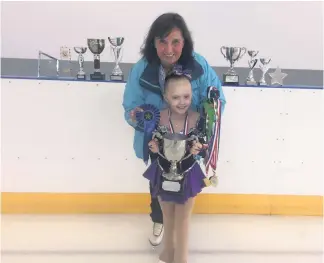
[167,64,192,80]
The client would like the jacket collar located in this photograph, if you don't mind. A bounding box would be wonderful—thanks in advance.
[139,56,204,96]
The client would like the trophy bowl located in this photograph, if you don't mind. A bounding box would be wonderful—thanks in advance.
[87,39,105,54]
[108,37,125,47]
[163,133,188,161]
[74,47,87,54]
[247,50,259,58]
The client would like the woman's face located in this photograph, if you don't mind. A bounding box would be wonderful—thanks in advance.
[155,28,184,68]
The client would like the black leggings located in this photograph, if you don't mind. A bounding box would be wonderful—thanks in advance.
[150,182,163,224]
[149,153,163,224]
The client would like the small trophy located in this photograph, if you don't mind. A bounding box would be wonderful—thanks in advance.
[220,46,247,86]
[245,50,259,85]
[108,37,125,81]
[74,47,87,80]
[87,39,106,81]
[268,66,288,86]
[258,57,272,86]
[60,46,72,77]
[37,51,60,78]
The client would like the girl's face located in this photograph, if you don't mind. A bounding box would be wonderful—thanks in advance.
[164,78,192,115]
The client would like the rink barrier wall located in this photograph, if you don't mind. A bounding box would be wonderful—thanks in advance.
[1,193,323,216]
[1,77,323,216]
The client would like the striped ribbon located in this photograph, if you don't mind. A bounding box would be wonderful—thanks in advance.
[205,98,222,175]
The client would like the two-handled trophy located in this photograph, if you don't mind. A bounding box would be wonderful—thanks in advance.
[258,57,272,86]
[74,47,87,80]
[87,39,106,80]
[159,133,193,194]
[108,37,125,81]
[220,46,247,86]
[245,50,259,85]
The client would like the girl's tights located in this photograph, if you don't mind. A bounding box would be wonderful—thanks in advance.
[158,197,195,263]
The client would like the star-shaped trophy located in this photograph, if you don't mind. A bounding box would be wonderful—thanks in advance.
[268,66,288,86]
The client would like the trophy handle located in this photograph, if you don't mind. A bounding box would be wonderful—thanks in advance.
[220,46,226,59]
[240,47,247,59]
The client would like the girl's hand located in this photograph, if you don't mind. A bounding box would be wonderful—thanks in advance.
[190,141,203,155]
[148,139,159,153]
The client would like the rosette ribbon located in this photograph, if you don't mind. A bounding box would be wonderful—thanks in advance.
[135,104,160,165]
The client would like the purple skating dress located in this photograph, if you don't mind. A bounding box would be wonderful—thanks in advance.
[143,115,207,204]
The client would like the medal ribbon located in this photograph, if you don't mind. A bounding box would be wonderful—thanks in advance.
[168,109,189,135]
[205,98,222,175]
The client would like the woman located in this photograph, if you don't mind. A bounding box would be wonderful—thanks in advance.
[122,12,226,247]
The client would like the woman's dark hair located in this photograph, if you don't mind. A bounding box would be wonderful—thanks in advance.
[140,12,194,65]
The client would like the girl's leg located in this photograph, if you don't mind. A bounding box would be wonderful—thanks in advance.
[173,197,195,263]
[158,197,176,263]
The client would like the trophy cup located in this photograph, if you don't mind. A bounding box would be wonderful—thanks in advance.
[74,47,87,80]
[158,133,190,193]
[87,39,106,81]
[245,50,259,85]
[108,37,125,81]
[220,46,247,86]
[258,57,272,86]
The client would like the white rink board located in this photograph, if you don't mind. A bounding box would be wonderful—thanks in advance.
[1,79,323,195]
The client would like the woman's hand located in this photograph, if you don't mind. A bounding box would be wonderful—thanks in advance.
[148,139,159,153]
[129,107,144,123]
[190,141,203,155]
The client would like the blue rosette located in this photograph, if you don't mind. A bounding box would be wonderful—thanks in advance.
[135,104,160,164]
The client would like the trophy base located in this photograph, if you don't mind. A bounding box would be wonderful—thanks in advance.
[76,74,86,80]
[223,74,239,86]
[258,81,268,86]
[160,172,185,195]
[90,72,106,81]
[245,80,257,86]
[110,74,124,81]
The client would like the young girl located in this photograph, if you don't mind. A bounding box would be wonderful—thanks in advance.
[143,71,207,263]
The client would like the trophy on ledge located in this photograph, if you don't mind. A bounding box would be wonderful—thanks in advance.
[87,39,106,81]
[60,46,72,77]
[108,37,125,81]
[258,57,272,86]
[245,50,259,85]
[74,47,87,80]
[220,46,246,86]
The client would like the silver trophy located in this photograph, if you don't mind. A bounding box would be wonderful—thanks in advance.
[74,47,87,80]
[245,50,259,85]
[108,37,125,81]
[157,133,197,193]
[220,46,247,86]
[87,39,106,81]
[258,57,272,86]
